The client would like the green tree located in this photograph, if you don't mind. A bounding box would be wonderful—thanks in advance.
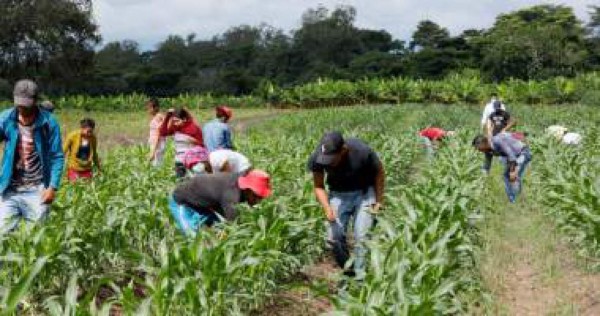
[480,5,587,80]
[0,0,99,94]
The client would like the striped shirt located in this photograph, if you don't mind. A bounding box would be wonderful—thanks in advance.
[11,124,43,188]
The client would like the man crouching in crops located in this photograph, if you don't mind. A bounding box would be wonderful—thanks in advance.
[472,133,532,203]
[168,170,272,236]
[308,131,385,279]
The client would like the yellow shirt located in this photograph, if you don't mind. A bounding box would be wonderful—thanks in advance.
[63,131,99,171]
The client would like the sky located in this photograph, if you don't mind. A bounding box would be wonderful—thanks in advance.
[93,0,596,50]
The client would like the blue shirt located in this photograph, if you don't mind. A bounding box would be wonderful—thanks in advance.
[202,119,233,152]
[491,133,526,163]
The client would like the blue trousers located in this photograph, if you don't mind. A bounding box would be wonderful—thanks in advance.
[502,148,532,203]
[168,195,220,237]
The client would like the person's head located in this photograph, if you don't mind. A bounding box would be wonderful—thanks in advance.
[146,98,160,115]
[80,118,96,138]
[13,79,39,118]
[172,108,192,127]
[41,100,55,113]
[316,131,349,168]
[216,105,233,123]
[491,92,498,100]
[472,135,492,153]
[237,170,272,206]
[493,100,503,111]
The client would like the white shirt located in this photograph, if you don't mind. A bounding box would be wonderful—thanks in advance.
[546,125,568,141]
[562,132,582,145]
[481,98,506,127]
[209,149,251,174]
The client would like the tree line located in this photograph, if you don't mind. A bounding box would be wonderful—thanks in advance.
[1,1,599,97]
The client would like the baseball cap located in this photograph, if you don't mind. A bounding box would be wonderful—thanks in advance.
[13,79,38,107]
[316,131,345,165]
[238,170,272,198]
[216,106,233,120]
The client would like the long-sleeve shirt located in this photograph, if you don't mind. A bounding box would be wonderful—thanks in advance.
[173,173,242,221]
[63,131,100,171]
[203,119,233,152]
[481,98,506,127]
[491,133,526,163]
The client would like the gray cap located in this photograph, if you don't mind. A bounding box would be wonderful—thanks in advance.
[13,79,38,107]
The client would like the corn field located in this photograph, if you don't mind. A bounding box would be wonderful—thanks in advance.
[0,103,598,315]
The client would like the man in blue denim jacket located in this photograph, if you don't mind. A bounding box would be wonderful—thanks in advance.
[0,80,64,233]
[308,131,385,279]
[473,133,532,203]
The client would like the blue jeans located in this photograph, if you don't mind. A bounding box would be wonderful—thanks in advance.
[327,188,375,277]
[502,148,532,203]
[0,184,49,234]
[168,195,221,237]
[420,136,435,159]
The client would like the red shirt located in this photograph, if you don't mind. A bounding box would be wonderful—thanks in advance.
[160,119,204,146]
[419,127,446,141]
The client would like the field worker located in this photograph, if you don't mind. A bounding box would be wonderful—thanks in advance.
[481,93,506,131]
[203,105,234,152]
[308,131,385,278]
[486,101,516,138]
[160,108,204,178]
[0,79,64,233]
[182,146,211,176]
[63,118,101,182]
[545,125,582,145]
[472,133,532,203]
[168,170,272,236]
[209,149,252,174]
[146,98,166,167]
[418,127,456,158]
[41,100,55,113]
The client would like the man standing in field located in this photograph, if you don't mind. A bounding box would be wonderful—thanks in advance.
[168,170,272,236]
[482,101,516,173]
[481,93,505,131]
[0,80,64,233]
[203,106,234,152]
[473,133,532,203]
[308,131,385,278]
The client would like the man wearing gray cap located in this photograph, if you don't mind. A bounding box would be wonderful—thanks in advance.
[307,131,385,279]
[0,79,64,233]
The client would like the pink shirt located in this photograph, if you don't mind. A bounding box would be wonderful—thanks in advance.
[149,113,165,145]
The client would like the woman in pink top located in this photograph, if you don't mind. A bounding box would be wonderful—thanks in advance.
[146,98,166,167]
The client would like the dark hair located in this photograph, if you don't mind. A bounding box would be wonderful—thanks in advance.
[491,92,498,98]
[147,98,160,109]
[80,118,96,129]
[472,135,487,148]
[173,108,192,120]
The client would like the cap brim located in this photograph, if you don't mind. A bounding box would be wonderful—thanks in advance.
[14,97,34,107]
[238,177,272,198]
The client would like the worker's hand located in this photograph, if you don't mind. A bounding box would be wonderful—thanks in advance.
[509,170,518,182]
[325,206,336,222]
[370,202,383,215]
[41,188,56,204]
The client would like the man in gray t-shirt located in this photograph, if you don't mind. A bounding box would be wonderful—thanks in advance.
[307,131,385,278]
[169,170,271,236]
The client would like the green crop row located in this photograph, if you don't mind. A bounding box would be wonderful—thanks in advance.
[3,72,600,111]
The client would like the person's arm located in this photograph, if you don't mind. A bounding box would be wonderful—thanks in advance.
[44,119,65,204]
[486,119,494,140]
[92,136,101,171]
[159,111,175,136]
[493,137,518,179]
[373,163,385,213]
[481,105,490,130]
[313,171,335,222]
[223,126,234,149]
[502,115,516,133]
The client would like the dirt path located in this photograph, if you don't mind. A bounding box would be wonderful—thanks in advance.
[478,173,600,315]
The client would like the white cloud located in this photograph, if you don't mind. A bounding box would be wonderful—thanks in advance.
[93,0,596,50]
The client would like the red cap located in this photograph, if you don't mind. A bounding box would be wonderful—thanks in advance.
[238,170,272,198]
[216,106,233,120]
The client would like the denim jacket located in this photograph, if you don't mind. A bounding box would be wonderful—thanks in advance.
[0,106,64,193]
[202,119,233,152]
